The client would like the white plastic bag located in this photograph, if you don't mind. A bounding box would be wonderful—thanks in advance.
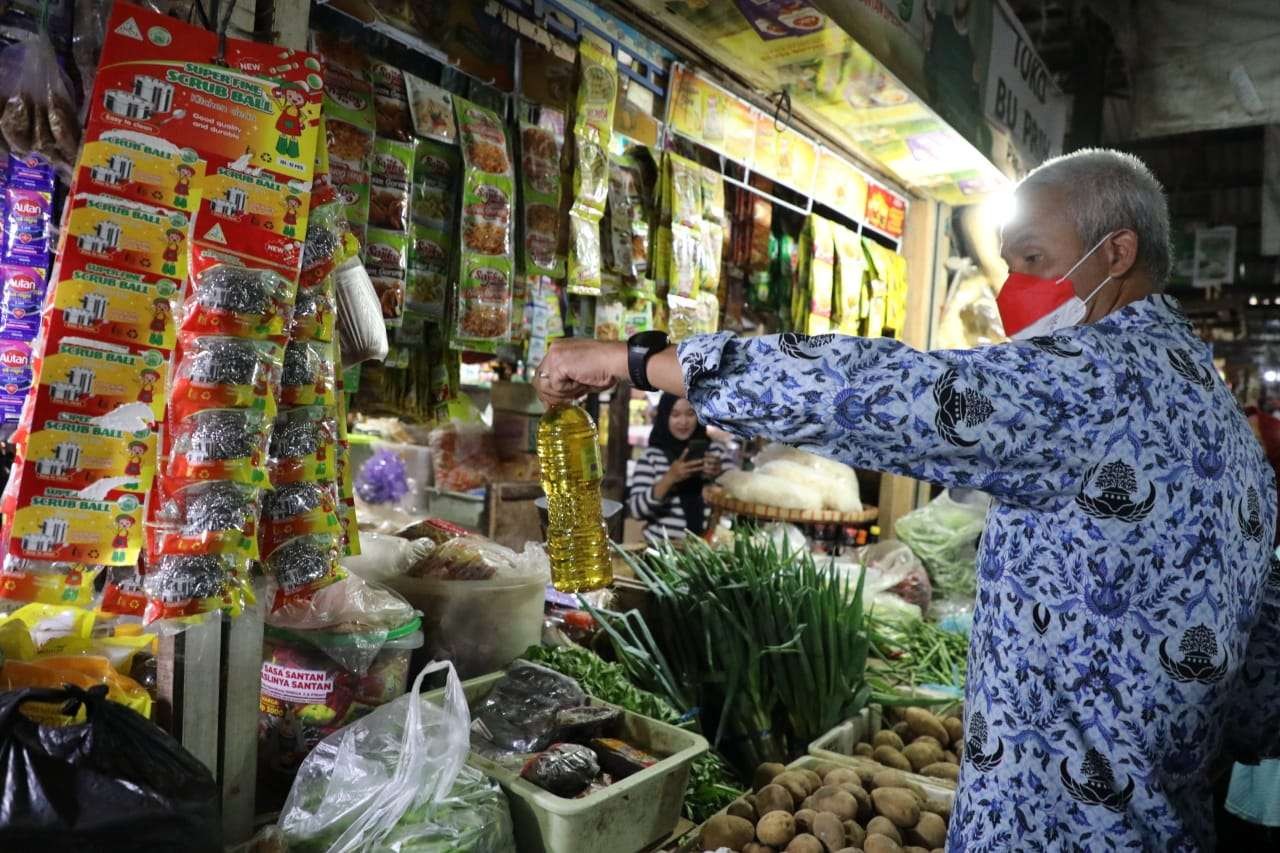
[277,661,515,853]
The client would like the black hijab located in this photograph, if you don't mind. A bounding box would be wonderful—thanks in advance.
[648,393,708,535]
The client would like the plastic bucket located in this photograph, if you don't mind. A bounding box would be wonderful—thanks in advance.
[256,617,423,809]
[384,574,545,679]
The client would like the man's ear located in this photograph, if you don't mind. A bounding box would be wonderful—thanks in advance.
[1106,230,1139,279]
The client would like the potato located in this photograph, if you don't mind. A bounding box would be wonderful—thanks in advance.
[892,721,912,739]
[943,750,959,765]
[864,834,905,853]
[785,834,825,853]
[700,814,755,851]
[907,812,947,849]
[871,769,909,790]
[834,849,862,853]
[743,845,778,853]
[728,798,758,822]
[758,811,798,848]
[904,847,931,853]
[813,761,841,779]
[902,741,943,772]
[873,788,922,828]
[797,768,825,794]
[866,815,902,843]
[942,717,964,747]
[920,762,960,782]
[823,768,861,788]
[756,762,788,792]
[843,819,866,848]
[871,729,905,751]
[810,812,845,852]
[872,746,913,772]
[910,735,944,752]
[848,764,878,786]
[921,795,953,821]
[853,742,876,758]
[902,708,949,745]
[758,784,796,816]
[747,793,759,810]
[954,740,964,760]
[835,783,872,821]
[773,771,815,803]
[794,808,818,834]
[808,787,858,821]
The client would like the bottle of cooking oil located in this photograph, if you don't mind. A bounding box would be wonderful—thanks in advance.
[538,402,612,591]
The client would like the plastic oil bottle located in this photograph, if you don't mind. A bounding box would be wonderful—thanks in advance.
[537,402,612,591]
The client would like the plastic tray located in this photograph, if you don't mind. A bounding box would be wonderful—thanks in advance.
[428,670,708,853]
[809,709,958,801]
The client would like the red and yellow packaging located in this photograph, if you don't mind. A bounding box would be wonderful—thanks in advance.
[76,133,207,213]
[0,560,103,607]
[165,407,272,489]
[196,159,308,271]
[17,421,155,497]
[44,259,178,354]
[267,406,337,486]
[170,335,280,423]
[89,3,323,186]
[5,493,144,566]
[63,193,192,281]
[181,245,296,344]
[27,341,167,425]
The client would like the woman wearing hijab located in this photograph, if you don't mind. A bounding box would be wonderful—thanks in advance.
[627,393,724,544]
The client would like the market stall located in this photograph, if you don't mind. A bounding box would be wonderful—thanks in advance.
[0,1,1052,851]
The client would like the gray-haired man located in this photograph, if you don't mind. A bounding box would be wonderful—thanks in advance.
[535,149,1279,849]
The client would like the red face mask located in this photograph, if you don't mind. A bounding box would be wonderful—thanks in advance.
[996,233,1113,340]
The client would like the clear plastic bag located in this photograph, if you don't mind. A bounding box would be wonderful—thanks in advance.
[895,488,990,598]
[277,661,515,853]
[0,33,80,173]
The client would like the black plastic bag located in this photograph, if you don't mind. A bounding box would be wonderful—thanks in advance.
[0,684,221,852]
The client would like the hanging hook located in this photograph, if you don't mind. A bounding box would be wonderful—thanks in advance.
[771,87,792,132]
[212,0,238,67]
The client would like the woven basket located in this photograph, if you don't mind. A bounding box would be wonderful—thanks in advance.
[703,485,879,525]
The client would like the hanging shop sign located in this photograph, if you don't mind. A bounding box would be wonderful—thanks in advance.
[983,1,1067,169]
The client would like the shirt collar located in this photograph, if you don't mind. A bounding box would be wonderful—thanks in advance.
[1095,293,1189,333]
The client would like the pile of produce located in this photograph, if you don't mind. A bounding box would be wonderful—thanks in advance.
[835,707,964,787]
[593,535,870,776]
[866,616,968,699]
[698,760,950,853]
[894,490,988,597]
[523,643,744,821]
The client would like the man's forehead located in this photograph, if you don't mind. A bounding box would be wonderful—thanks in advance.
[1001,183,1073,247]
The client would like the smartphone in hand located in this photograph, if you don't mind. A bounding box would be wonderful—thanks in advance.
[686,438,709,461]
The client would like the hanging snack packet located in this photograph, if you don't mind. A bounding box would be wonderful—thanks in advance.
[76,133,206,212]
[412,140,460,228]
[369,137,414,232]
[183,247,295,343]
[369,61,413,142]
[861,236,889,338]
[166,407,271,488]
[363,227,409,322]
[268,406,337,485]
[0,558,102,608]
[265,531,344,610]
[405,74,456,143]
[321,72,376,242]
[454,97,513,349]
[44,260,178,354]
[279,340,336,408]
[832,224,865,335]
[606,155,649,283]
[697,165,725,297]
[259,480,342,562]
[170,336,279,422]
[408,224,451,319]
[521,122,563,278]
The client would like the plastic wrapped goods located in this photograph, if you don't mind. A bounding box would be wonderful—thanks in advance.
[895,488,990,597]
[472,660,587,753]
[276,662,514,853]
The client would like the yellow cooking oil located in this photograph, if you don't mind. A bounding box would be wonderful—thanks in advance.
[537,402,612,591]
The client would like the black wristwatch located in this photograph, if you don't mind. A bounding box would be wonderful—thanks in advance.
[627,331,670,392]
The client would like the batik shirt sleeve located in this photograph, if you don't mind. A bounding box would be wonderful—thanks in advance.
[678,331,1108,506]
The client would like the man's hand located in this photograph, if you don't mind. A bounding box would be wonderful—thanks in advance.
[533,339,627,406]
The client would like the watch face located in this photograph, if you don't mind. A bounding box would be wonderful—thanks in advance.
[631,330,668,350]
